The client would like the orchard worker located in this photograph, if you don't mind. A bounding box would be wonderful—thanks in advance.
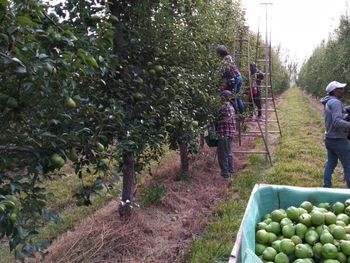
[249,63,265,118]
[321,81,350,188]
[216,44,244,114]
[216,90,236,178]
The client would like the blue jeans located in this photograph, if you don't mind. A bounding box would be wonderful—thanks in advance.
[233,96,244,114]
[324,138,350,188]
[231,75,244,114]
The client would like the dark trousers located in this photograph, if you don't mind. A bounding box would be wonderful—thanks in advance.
[253,91,262,117]
[217,137,234,177]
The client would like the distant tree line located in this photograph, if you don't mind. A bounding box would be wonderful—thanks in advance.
[298,15,350,99]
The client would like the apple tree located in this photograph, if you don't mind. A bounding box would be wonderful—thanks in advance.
[0,0,120,260]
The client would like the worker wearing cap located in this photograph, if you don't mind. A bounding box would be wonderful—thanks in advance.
[216,45,244,114]
[216,90,236,178]
[321,81,350,188]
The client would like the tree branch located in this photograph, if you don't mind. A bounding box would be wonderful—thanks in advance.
[0,145,36,153]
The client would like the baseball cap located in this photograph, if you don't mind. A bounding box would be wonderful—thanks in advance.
[220,90,232,97]
[216,45,227,54]
[326,81,347,94]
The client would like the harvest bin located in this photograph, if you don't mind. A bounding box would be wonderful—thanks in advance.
[229,184,350,263]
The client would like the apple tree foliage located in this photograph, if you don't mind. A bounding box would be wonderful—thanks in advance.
[299,15,350,98]
[0,0,119,260]
[108,0,247,176]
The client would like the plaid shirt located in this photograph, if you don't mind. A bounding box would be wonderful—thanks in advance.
[222,55,240,79]
[217,102,235,138]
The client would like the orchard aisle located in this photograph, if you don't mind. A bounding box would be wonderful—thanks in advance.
[189,87,349,262]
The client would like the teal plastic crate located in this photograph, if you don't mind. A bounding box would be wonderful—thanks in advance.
[229,184,350,263]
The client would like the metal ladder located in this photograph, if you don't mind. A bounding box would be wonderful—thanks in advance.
[232,3,281,165]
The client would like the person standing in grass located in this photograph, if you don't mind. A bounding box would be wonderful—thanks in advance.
[216,90,236,178]
[321,81,350,188]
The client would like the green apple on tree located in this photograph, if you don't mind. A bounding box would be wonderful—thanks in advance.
[96,142,105,152]
[65,97,76,109]
[51,153,65,168]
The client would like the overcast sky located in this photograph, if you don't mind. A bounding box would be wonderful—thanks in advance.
[240,0,349,66]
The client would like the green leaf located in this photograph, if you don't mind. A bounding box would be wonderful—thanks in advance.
[0,7,5,21]
[0,0,7,21]
[109,15,119,22]
[0,33,9,51]
[16,16,37,26]
[41,132,57,138]
[77,48,86,58]
[38,53,48,59]
[15,66,27,74]
[86,56,98,67]
[0,0,8,7]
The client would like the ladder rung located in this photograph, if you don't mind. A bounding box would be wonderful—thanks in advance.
[233,151,268,154]
[256,59,271,62]
[254,98,274,100]
[258,120,279,122]
[235,133,263,137]
[257,85,272,88]
[261,109,277,111]
[243,130,280,133]
[241,131,264,133]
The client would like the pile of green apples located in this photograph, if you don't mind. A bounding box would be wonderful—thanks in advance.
[255,200,350,263]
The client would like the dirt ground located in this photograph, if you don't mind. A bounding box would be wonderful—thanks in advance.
[43,100,281,263]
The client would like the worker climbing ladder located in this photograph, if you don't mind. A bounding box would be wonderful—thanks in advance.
[232,3,281,165]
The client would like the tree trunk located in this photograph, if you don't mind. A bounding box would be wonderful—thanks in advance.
[118,152,135,218]
[179,142,189,175]
[199,133,205,148]
[109,1,135,218]
[109,1,128,56]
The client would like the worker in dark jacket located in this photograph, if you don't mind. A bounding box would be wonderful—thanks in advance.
[321,80,350,188]
[250,63,265,118]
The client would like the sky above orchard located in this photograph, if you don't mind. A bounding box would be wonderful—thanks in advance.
[241,0,349,66]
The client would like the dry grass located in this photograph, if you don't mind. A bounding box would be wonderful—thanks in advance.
[44,202,148,263]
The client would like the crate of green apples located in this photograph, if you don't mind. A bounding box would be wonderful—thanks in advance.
[229,184,350,263]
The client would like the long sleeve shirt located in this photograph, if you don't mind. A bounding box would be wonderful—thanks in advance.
[222,55,241,80]
[216,102,236,138]
[321,96,350,138]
